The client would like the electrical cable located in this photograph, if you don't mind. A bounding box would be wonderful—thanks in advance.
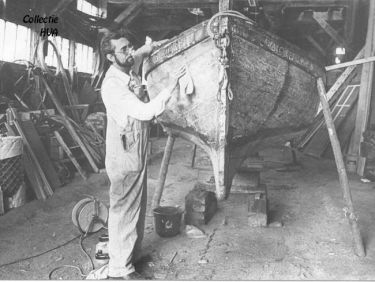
[48,265,86,280]
[48,233,94,280]
[0,235,81,269]
[49,198,108,279]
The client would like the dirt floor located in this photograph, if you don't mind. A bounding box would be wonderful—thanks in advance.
[1,137,375,280]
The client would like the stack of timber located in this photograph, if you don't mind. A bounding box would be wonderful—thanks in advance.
[5,108,59,199]
[0,39,106,201]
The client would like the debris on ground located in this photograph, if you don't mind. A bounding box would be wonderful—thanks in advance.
[184,225,206,239]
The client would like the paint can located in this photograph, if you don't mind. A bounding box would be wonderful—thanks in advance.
[153,206,183,237]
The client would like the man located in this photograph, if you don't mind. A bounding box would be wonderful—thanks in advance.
[99,32,185,279]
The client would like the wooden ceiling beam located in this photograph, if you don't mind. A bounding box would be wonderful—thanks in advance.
[107,0,349,8]
[109,0,217,9]
[305,35,327,57]
[49,0,74,15]
[111,0,143,29]
[260,0,348,7]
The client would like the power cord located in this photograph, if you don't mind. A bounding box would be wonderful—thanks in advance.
[0,235,81,269]
[48,231,95,280]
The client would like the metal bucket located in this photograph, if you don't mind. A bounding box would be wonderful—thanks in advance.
[153,206,183,237]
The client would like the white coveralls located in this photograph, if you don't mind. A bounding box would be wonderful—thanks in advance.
[101,64,171,277]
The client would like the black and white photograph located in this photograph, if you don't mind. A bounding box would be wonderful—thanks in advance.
[0,0,374,280]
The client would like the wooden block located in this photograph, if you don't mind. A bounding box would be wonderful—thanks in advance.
[241,156,265,171]
[185,184,217,226]
[247,184,268,227]
[231,170,260,194]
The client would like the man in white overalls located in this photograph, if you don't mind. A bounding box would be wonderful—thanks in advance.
[99,32,185,279]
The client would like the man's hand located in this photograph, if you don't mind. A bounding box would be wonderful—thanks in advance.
[151,39,169,49]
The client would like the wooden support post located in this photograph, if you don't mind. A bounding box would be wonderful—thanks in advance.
[68,39,75,86]
[40,76,100,173]
[191,144,197,168]
[99,0,108,18]
[151,134,175,210]
[219,0,233,11]
[54,131,88,180]
[348,0,375,176]
[317,77,365,257]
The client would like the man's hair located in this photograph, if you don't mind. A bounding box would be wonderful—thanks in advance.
[100,32,123,60]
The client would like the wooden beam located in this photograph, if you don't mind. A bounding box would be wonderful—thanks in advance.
[108,0,217,9]
[9,108,54,197]
[260,0,348,4]
[317,77,365,257]
[111,0,143,29]
[108,0,348,7]
[99,0,108,18]
[49,0,74,15]
[219,0,233,11]
[305,35,327,57]
[326,56,375,71]
[152,134,175,210]
[68,39,75,85]
[313,11,345,46]
[349,0,375,176]
[54,131,88,181]
[344,0,360,47]
[40,76,100,173]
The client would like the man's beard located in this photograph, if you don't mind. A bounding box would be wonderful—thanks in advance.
[114,54,134,68]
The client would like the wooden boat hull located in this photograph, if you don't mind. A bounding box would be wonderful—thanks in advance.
[144,17,324,200]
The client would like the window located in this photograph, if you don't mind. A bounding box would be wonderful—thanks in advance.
[44,37,70,68]
[0,19,95,74]
[77,0,101,17]
[0,19,32,62]
[75,42,94,73]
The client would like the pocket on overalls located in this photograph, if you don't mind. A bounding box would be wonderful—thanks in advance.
[121,131,140,152]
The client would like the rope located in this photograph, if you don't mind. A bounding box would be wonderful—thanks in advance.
[207,10,256,38]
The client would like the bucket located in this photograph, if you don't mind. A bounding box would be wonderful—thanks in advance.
[153,206,183,237]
